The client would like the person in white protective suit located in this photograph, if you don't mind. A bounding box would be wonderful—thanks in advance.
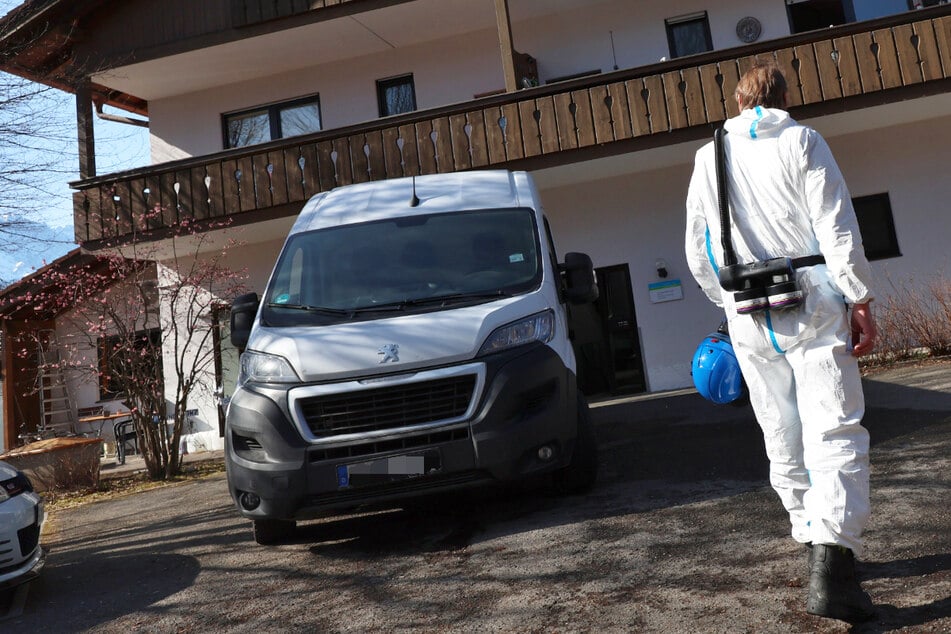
[684,61,878,623]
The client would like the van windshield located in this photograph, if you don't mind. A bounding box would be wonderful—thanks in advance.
[261,208,542,325]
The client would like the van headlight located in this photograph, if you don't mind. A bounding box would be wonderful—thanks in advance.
[478,310,554,356]
[239,350,300,384]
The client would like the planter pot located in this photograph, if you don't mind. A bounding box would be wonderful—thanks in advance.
[0,437,103,492]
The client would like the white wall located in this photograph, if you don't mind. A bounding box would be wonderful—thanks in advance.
[518,0,789,77]
[147,0,792,163]
[149,28,505,162]
[826,112,951,292]
[157,235,285,452]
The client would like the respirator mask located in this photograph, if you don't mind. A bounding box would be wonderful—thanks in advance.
[718,257,803,314]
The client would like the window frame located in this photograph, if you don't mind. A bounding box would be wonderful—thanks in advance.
[222,93,322,149]
[852,192,902,261]
[376,73,417,118]
[665,11,714,59]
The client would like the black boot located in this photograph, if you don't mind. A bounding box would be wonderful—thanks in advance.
[806,544,875,622]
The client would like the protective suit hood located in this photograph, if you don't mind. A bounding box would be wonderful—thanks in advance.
[722,106,793,140]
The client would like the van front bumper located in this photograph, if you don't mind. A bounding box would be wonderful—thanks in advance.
[225,343,579,521]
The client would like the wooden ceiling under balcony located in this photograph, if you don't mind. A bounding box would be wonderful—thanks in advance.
[72,9,951,250]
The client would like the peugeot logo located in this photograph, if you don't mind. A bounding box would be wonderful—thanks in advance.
[377,343,400,363]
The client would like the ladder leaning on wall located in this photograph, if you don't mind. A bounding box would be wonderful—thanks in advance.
[36,330,77,438]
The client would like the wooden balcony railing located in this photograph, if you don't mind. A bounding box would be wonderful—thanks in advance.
[73,8,951,248]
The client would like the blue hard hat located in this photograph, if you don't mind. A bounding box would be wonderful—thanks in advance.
[691,332,744,404]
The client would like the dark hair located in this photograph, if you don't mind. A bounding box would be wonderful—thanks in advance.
[735,60,788,109]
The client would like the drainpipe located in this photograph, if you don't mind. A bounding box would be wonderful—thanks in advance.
[95,103,149,128]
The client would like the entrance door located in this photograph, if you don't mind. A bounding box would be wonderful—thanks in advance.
[570,264,646,397]
[212,307,241,437]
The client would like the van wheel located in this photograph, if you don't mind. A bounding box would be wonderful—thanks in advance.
[552,395,598,495]
[252,519,296,545]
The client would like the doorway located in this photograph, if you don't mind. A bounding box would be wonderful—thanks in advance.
[570,263,646,397]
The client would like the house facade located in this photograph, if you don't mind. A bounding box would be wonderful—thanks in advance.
[1,0,950,451]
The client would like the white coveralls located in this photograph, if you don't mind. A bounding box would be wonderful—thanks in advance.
[685,107,875,555]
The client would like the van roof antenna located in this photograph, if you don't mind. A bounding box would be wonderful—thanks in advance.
[410,176,420,207]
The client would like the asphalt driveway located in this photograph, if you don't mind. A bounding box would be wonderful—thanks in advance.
[3,360,949,633]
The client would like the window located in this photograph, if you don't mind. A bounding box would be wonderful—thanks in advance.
[787,0,848,34]
[98,328,164,400]
[909,0,949,9]
[223,94,321,149]
[853,193,901,260]
[665,12,713,58]
[377,74,417,117]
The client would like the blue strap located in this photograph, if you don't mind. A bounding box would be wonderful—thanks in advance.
[764,310,785,355]
[704,226,719,274]
[749,106,764,139]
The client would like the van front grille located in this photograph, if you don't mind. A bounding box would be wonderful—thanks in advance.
[299,375,476,438]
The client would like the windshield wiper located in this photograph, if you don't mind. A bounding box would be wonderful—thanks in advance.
[350,290,512,313]
[406,290,513,306]
[266,302,353,316]
[271,291,514,317]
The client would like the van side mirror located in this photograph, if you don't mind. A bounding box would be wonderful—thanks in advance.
[560,252,599,304]
[230,292,260,350]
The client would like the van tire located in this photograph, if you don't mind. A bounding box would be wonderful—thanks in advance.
[552,395,598,495]
[253,519,296,545]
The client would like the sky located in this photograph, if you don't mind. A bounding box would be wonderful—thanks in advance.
[0,107,149,285]
[0,0,150,286]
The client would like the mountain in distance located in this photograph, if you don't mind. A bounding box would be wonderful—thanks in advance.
[0,222,77,289]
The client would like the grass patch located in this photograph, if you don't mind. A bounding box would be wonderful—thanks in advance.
[43,459,226,512]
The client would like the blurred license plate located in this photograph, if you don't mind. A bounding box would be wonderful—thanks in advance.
[336,451,439,489]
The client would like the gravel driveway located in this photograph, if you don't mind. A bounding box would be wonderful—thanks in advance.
[3,360,949,633]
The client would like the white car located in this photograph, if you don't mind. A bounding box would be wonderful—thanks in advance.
[0,460,45,590]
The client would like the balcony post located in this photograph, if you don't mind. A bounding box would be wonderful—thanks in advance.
[494,0,518,93]
[76,80,96,179]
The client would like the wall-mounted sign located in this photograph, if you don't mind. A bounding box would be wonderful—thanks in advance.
[649,279,683,303]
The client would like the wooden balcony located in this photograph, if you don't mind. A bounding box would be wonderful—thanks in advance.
[73,7,951,249]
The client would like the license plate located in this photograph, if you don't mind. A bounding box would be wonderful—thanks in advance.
[336,450,440,489]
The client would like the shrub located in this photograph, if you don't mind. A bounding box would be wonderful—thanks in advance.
[862,273,951,369]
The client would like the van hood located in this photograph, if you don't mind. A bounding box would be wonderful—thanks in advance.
[246,294,552,382]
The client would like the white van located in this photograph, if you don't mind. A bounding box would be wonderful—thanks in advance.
[226,170,599,544]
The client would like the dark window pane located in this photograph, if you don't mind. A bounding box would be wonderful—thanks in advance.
[378,76,417,117]
[226,110,270,148]
[853,193,901,261]
[666,14,712,58]
[279,101,321,138]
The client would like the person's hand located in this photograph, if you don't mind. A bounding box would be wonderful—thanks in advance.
[850,301,877,357]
